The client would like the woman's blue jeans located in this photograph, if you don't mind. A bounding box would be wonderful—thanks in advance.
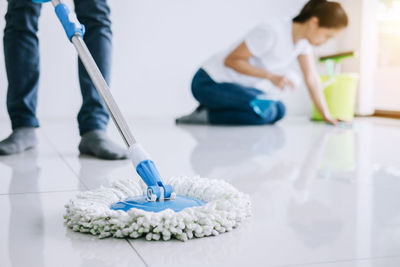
[4,0,112,135]
[191,68,286,125]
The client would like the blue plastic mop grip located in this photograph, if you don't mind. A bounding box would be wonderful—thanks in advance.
[136,160,174,200]
[31,1,84,40]
[136,160,162,187]
[54,3,85,41]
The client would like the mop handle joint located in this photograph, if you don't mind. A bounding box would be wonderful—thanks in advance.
[32,1,84,41]
[53,3,85,41]
[129,144,175,201]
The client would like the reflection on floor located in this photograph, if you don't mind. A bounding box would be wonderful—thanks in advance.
[1,117,400,267]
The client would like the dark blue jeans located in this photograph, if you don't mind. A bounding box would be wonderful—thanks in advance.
[4,0,112,135]
[191,69,286,125]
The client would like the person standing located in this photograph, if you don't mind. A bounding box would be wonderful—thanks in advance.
[1,0,127,159]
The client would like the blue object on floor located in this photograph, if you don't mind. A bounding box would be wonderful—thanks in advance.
[337,121,353,129]
[110,195,206,213]
[250,98,275,118]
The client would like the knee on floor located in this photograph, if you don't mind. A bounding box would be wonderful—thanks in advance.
[256,101,286,125]
[274,101,286,122]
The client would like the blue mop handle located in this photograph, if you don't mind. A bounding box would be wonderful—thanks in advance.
[34,0,85,41]
[53,3,85,41]
[129,144,175,201]
[35,0,175,201]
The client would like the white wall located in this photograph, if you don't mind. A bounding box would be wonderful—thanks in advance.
[0,0,325,121]
[337,0,379,116]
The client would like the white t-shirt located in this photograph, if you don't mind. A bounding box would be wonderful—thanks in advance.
[202,18,313,88]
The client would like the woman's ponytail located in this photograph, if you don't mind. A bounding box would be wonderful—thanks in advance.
[293,0,348,28]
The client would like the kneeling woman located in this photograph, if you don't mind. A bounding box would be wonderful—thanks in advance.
[177,0,348,125]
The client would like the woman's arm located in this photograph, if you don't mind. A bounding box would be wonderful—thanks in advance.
[224,42,295,90]
[298,53,338,125]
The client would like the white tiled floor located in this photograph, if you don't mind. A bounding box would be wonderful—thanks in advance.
[1,117,400,267]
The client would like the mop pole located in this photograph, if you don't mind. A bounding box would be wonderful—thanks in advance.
[40,0,175,201]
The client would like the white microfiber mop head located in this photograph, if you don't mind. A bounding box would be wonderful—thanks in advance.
[64,176,251,241]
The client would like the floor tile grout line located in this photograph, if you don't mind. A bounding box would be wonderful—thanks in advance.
[39,128,90,191]
[270,255,400,267]
[40,126,151,265]
[126,239,150,267]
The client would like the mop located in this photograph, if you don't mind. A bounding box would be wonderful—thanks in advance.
[36,0,251,241]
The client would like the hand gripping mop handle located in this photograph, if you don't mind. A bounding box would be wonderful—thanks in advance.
[44,0,175,202]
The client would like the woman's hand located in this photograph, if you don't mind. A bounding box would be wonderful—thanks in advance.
[224,42,298,91]
[324,116,352,126]
[298,54,340,126]
[269,74,296,90]
[323,114,338,125]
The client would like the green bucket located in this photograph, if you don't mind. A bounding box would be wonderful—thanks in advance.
[312,74,359,121]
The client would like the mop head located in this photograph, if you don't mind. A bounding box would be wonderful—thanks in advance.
[64,176,251,241]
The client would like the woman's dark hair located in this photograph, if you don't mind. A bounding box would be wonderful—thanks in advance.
[293,0,348,28]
